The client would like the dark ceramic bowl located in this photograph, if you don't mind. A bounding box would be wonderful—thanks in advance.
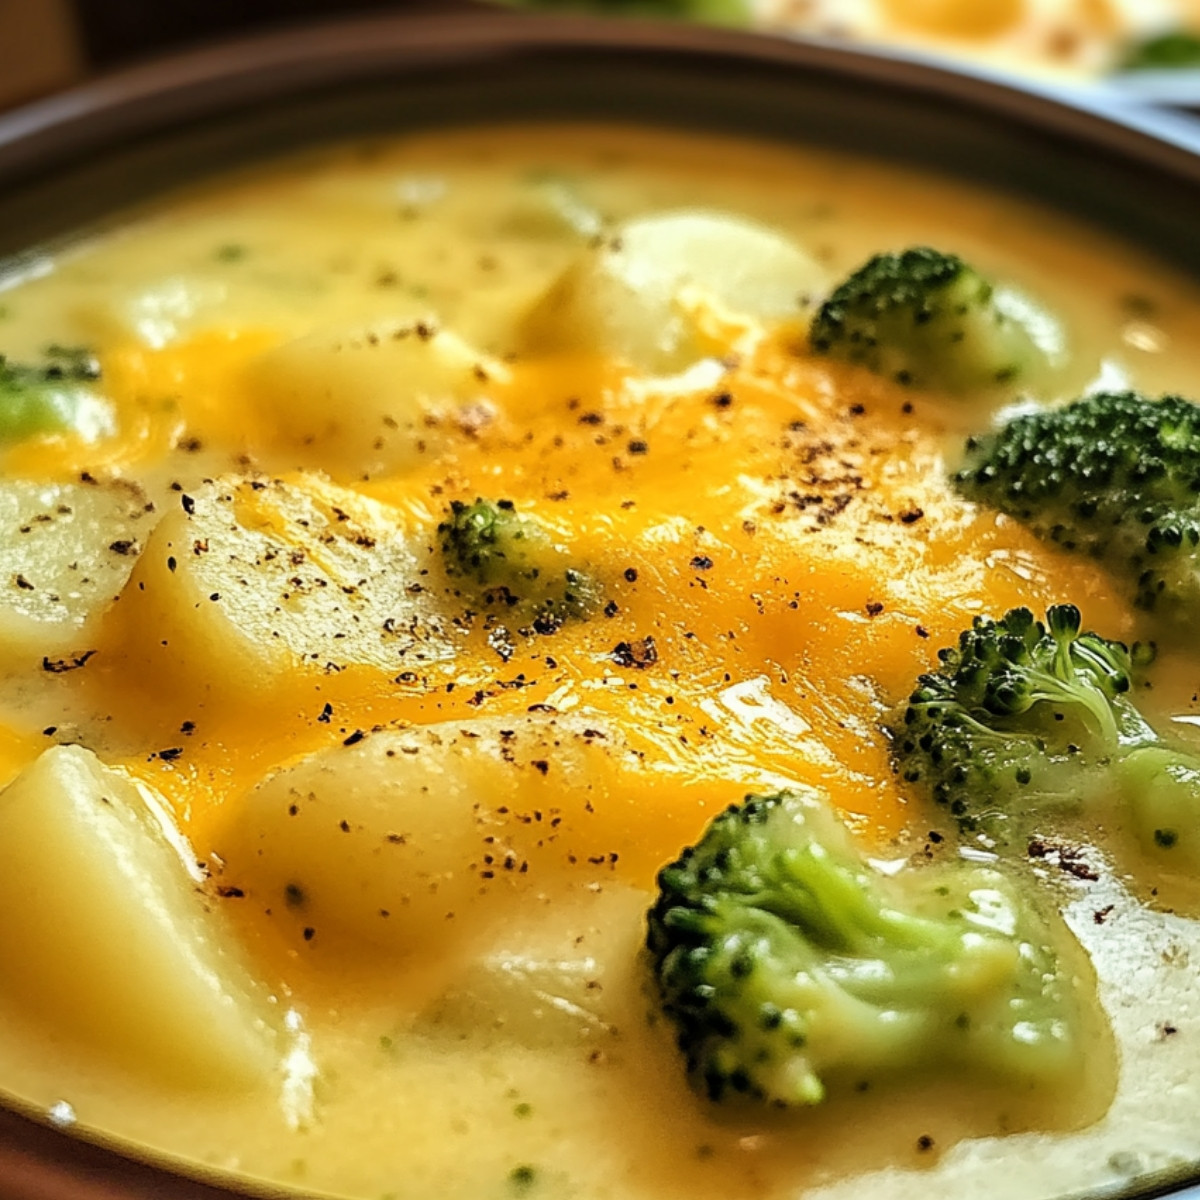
[3,11,1200,1199]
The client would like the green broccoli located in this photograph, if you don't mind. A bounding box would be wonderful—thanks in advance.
[808,247,1053,393]
[1118,29,1200,71]
[0,345,108,443]
[646,787,1087,1107]
[955,391,1200,621]
[892,604,1200,869]
[437,498,601,631]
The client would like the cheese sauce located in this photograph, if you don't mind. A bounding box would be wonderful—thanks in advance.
[1,124,1200,1200]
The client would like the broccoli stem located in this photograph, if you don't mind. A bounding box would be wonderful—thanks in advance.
[1112,745,1200,869]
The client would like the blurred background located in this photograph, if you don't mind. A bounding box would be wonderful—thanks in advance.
[3,0,1200,112]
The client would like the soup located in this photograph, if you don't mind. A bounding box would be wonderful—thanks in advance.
[1,123,1200,1200]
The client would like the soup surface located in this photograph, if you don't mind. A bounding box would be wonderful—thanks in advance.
[2,124,1200,1200]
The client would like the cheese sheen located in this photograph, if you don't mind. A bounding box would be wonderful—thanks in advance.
[0,124,1199,1200]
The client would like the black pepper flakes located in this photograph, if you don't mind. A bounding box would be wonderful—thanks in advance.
[42,649,97,674]
[611,637,658,670]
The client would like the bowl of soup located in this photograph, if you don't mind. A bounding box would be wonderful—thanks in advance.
[3,11,1200,1200]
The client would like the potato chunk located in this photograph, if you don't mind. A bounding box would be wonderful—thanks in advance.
[0,745,277,1085]
[415,888,646,1049]
[519,209,828,372]
[218,716,645,958]
[246,319,508,475]
[107,474,456,698]
[0,479,155,667]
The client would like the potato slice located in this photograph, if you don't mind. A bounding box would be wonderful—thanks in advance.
[0,745,277,1085]
[246,318,509,475]
[0,479,155,667]
[218,716,645,958]
[518,209,828,372]
[107,473,456,698]
[414,888,647,1049]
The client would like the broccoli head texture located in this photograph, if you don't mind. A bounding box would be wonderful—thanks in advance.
[808,247,1049,394]
[955,391,1200,621]
[0,346,106,443]
[646,788,1085,1107]
[437,498,601,630]
[892,604,1200,870]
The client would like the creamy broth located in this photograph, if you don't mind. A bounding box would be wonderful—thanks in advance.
[2,125,1200,1200]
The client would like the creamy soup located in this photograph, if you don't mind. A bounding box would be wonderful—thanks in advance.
[2,124,1200,1200]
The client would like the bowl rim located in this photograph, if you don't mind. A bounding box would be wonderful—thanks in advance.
[3,10,1200,1200]
[3,9,1200,187]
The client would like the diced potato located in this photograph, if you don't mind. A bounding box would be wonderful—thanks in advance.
[420,952,615,1046]
[0,745,277,1085]
[0,479,156,667]
[106,473,456,699]
[415,888,646,1049]
[245,318,509,475]
[217,716,644,957]
[518,209,829,372]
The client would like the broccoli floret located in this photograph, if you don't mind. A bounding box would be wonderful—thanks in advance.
[808,247,1052,393]
[0,346,107,443]
[892,604,1200,869]
[955,391,1200,621]
[646,788,1086,1107]
[437,498,601,630]
[1118,29,1200,71]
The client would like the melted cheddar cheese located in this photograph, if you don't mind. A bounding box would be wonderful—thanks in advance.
[2,124,1200,1200]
